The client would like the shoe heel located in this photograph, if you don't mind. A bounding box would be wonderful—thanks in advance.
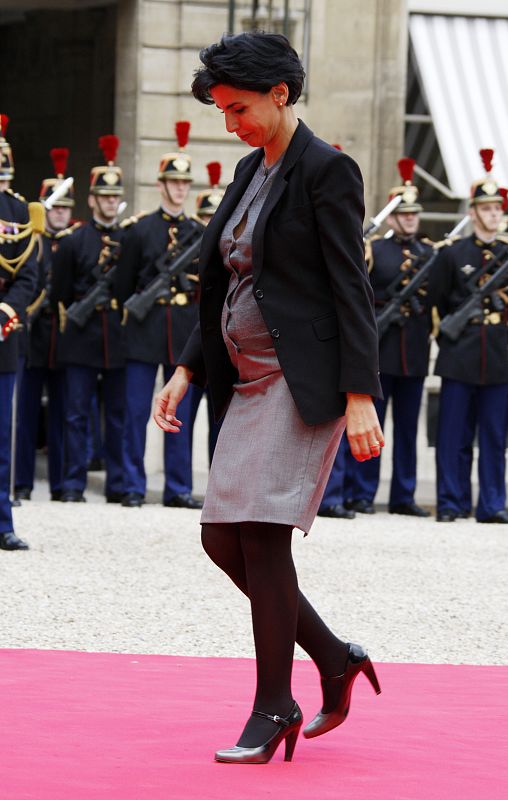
[362,658,381,695]
[284,727,300,762]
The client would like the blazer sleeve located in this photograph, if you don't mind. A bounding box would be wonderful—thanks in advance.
[177,320,207,388]
[312,152,381,397]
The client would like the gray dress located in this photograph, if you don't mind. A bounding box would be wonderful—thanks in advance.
[201,158,345,534]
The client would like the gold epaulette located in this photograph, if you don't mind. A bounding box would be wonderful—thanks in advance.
[5,187,26,203]
[120,211,148,229]
[190,214,206,228]
[364,236,378,272]
[495,232,508,245]
[434,236,460,249]
[55,221,82,239]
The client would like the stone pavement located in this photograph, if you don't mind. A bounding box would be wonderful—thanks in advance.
[2,474,506,666]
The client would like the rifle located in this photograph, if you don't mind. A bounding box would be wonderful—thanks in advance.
[123,223,204,323]
[65,237,121,329]
[363,195,402,239]
[376,215,469,340]
[438,246,508,341]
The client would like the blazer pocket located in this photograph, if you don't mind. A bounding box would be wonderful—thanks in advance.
[312,313,339,341]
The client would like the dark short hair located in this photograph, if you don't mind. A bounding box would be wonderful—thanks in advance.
[191,32,305,105]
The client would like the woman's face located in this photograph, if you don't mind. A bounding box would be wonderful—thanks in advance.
[210,84,285,149]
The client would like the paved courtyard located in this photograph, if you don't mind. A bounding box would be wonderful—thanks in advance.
[2,475,506,666]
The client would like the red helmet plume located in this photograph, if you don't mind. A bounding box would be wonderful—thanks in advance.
[0,114,9,138]
[206,161,221,187]
[175,120,190,149]
[398,157,416,184]
[500,187,508,212]
[50,147,69,178]
[98,134,120,165]
[479,148,494,173]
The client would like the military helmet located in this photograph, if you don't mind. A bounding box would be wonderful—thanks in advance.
[39,148,75,208]
[0,114,14,181]
[388,158,423,214]
[469,149,503,206]
[89,135,124,196]
[196,162,224,217]
[158,121,193,182]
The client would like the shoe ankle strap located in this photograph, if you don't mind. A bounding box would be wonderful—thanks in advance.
[252,710,290,727]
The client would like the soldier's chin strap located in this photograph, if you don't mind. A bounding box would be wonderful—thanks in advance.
[94,196,119,227]
[161,180,184,218]
[391,214,418,240]
[471,205,500,243]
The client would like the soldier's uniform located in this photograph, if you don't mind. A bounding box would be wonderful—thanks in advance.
[116,122,204,507]
[50,136,126,502]
[430,150,508,523]
[15,148,79,501]
[345,159,433,515]
[0,115,40,549]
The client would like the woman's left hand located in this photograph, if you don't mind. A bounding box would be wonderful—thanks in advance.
[345,393,384,462]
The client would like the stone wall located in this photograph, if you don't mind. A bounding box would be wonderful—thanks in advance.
[115,0,408,220]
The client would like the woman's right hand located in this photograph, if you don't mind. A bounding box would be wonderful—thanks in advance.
[153,365,193,432]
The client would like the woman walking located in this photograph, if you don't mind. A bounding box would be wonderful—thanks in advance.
[154,31,383,764]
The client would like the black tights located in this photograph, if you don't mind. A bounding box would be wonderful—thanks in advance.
[201,521,349,747]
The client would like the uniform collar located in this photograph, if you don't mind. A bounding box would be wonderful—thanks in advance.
[91,217,118,232]
[473,233,497,248]
[159,206,186,224]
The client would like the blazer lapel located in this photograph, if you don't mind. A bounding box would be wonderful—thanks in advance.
[251,120,314,283]
[199,149,263,279]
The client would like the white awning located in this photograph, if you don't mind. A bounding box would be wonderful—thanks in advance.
[409,13,508,198]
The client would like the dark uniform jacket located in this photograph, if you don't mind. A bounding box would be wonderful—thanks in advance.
[179,120,381,426]
[430,234,508,385]
[115,209,202,366]
[368,234,433,377]
[0,191,39,373]
[50,219,125,370]
[27,225,80,369]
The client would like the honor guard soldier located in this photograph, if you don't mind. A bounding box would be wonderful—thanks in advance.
[430,149,508,523]
[50,135,126,503]
[14,148,79,502]
[116,121,204,508]
[0,114,40,550]
[345,158,433,516]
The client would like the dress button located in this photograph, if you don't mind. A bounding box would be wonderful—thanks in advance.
[271,328,280,339]
[255,288,264,299]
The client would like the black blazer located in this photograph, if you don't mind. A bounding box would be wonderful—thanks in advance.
[179,120,381,426]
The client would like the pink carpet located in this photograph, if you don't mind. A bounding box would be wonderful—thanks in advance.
[1,649,507,799]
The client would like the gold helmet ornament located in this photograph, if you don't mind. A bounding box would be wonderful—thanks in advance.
[39,148,75,208]
[89,135,124,196]
[388,158,423,213]
[0,114,14,181]
[158,121,193,182]
[469,148,503,206]
[196,162,224,218]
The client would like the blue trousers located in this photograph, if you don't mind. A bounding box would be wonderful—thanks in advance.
[86,391,104,464]
[15,366,66,494]
[344,373,425,507]
[320,437,348,509]
[436,379,508,520]
[63,365,125,496]
[0,371,16,533]
[122,361,200,501]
